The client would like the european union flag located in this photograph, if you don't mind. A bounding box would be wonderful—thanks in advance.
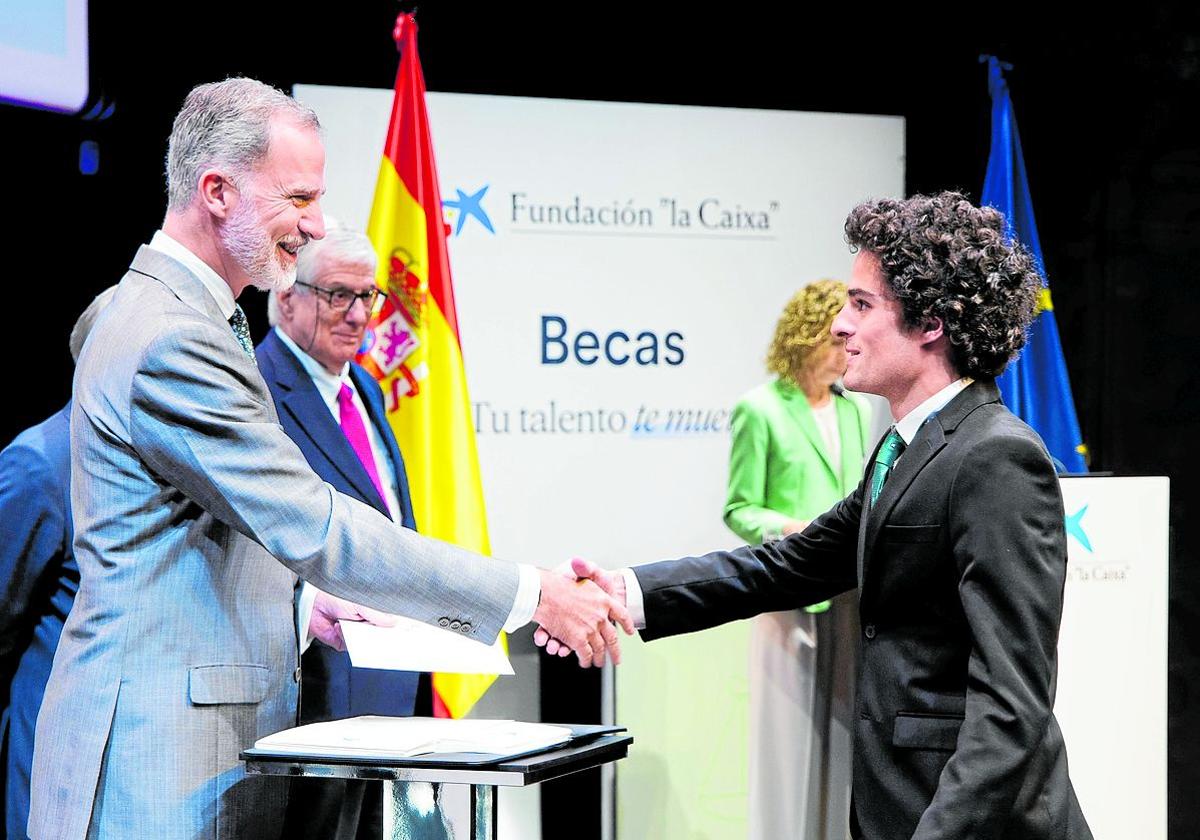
[981,56,1088,474]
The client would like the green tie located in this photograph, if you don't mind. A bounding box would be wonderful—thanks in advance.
[228,305,255,361]
[868,427,906,510]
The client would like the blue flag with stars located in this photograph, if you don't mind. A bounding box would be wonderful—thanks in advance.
[981,56,1088,474]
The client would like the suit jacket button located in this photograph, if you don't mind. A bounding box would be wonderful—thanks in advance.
[439,618,450,628]
[293,666,302,682]
[460,622,471,633]
[450,620,462,631]
[864,624,876,640]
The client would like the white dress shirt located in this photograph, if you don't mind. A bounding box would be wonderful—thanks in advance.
[811,399,842,470]
[893,377,973,445]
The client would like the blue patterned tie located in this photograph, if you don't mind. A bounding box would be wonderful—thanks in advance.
[228,305,255,361]
[868,427,906,510]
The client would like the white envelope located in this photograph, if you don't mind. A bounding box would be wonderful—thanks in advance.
[339,616,514,675]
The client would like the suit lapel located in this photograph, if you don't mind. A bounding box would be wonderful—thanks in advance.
[261,332,390,514]
[129,246,279,423]
[857,381,999,588]
[859,422,946,585]
[777,381,838,484]
[130,246,228,327]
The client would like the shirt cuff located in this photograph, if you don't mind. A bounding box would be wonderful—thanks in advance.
[621,568,647,630]
[297,582,319,653]
[503,564,541,632]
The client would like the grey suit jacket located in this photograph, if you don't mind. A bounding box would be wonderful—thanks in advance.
[29,247,519,840]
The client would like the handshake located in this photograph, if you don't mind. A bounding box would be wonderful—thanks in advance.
[531,558,633,668]
[309,559,634,668]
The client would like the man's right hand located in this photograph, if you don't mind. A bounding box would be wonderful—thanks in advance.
[532,565,633,668]
[533,558,629,660]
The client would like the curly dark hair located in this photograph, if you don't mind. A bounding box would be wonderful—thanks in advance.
[844,191,1042,378]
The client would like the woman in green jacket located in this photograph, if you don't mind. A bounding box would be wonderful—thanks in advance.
[724,279,871,840]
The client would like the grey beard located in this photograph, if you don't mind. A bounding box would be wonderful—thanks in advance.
[222,197,296,292]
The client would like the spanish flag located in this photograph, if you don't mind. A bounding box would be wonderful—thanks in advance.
[359,12,501,718]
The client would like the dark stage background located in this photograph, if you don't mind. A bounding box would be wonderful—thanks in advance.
[3,5,1197,836]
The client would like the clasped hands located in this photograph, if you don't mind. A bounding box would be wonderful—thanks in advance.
[532,558,630,667]
[309,561,631,668]
[308,560,632,668]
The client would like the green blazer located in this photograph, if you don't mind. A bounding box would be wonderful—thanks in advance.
[724,379,871,545]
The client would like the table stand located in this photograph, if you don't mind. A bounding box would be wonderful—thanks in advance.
[244,732,632,840]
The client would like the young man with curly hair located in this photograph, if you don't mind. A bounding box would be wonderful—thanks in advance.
[547,192,1093,839]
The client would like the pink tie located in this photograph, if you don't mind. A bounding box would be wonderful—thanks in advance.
[338,383,392,517]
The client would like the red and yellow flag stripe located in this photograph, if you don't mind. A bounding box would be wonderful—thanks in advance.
[359,12,500,719]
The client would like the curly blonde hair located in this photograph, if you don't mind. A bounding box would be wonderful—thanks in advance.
[766,279,847,380]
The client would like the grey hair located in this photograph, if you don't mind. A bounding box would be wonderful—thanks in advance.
[165,77,320,212]
[267,218,378,326]
[70,285,118,363]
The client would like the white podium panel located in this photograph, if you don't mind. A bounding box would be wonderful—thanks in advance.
[1056,476,1168,840]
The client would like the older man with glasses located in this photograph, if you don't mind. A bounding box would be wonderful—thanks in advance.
[258,220,419,840]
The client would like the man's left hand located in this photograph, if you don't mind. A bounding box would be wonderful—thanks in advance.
[310,591,398,651]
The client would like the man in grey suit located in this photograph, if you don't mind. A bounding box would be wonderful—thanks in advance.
[550,193,1093,839]
[29,78,630,840]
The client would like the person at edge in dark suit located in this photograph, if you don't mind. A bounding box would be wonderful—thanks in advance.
[540,192,1094,840]
[257,220,427,840]
[0,286,116,839]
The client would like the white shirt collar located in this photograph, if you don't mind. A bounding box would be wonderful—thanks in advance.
[148,230,237,320]
[273,326,352,412]
[894,377,974,444]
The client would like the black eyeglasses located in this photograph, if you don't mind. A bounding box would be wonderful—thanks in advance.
[294,281,386,315]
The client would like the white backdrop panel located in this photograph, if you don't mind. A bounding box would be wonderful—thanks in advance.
[1057,476,1168,840]
[295,84,902,568]
[295,84,904,839]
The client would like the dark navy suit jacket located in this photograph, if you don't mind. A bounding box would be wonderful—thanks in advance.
[256,329,422,722]
[0,404,80,840]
